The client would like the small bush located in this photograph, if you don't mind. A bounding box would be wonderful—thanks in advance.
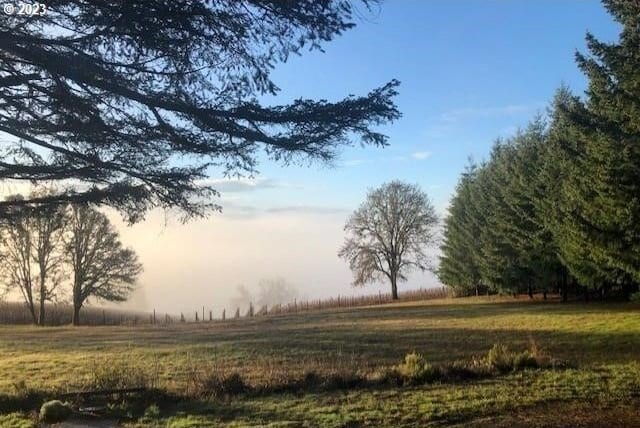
[194,370,248,397]
[630,291,640,302]
[485,344,515,372]
[483,342,561,373]
[39,400,72,423]
[512,351,539,370]
[394,352,441,384]
[374,367,404,386]
[91,359,151,390]
[443,359,491,381]
[219,372,247,395]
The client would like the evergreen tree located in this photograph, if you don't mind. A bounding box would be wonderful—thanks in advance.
[0,1,400,222]
[438,162,483,296]
[547,0,640,295]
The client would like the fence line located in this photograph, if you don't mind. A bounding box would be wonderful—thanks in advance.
[0,287,449,326]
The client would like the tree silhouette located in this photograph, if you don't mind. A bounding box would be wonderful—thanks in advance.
[0,193,66,325]
[66,205,142,325]
[339,181,438,299]
[0,1,400,222]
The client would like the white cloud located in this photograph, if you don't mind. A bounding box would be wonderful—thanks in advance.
[265,205,349,215]
[340,159,370,167]
[197,177,301,193]
[411,151,432,160]
[437,103,543,123]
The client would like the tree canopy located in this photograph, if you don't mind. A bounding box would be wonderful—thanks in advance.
[0,0,400,222]
[438,0,640,299]
[339,181,438,299]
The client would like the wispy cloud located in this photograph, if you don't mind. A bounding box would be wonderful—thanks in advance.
[198,177,299,193]
[437,103,543,123]
[265,206,349,215]
[411,151,432,160]
[340,159,370,167]
[422,102,545,141]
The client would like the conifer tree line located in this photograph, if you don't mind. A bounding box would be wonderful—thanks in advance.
[0,197,142,326]
[438,1,640,300]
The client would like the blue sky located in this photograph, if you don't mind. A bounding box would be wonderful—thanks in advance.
[118,1,623,313]
[217,0,620,216]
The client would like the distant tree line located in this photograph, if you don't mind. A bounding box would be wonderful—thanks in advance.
[0,195,142,325]
[438,1,640,300]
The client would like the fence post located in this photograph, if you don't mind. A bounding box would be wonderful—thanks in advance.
[102,309,106,325]
[209,310,212,321]
[222,309,226,321]
[195,311,198,322]
[153,309,156,325]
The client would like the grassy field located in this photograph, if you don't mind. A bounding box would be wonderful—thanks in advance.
[0,296,639,427]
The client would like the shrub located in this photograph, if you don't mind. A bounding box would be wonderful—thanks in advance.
[219,372,247,395]
[484,342,556,372]
[90,359,152,390]
[39,400,72,423]
[194,370,248,397]
[443,359,491,381]
[630,291,640,302]
[394,352,440,384]
[512,351,538,370]
[485,344,514,372]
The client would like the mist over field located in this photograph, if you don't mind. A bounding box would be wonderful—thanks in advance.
[112,205,441,315]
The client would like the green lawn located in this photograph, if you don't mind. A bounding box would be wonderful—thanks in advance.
[0,297,638,426]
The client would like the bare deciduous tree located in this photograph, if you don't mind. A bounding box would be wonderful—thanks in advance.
[257,277,299,308]
[0,194,66,325]
[66,205,142,325]
[339,181,438,299]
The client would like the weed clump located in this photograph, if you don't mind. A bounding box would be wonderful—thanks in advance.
[90,359,153,390]
[378,352,441,386]
[192,369,248,397]
[39,400,72,423]
[484,342,558,373]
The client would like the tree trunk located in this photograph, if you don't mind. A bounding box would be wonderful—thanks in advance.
[543,289,547,300]
[38,298,45,326]
[27,303,37,325]
[527,282,533,299]
[561,267,568,303]
[583,286,589,302]
[72,303,81,326]
[390,275,398,300]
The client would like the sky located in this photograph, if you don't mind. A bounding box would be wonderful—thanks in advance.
[4,1,622,315]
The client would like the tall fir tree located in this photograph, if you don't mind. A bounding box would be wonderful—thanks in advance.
[548,0,640,295]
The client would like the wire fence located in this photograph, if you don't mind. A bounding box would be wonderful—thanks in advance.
[0,287,449,326]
